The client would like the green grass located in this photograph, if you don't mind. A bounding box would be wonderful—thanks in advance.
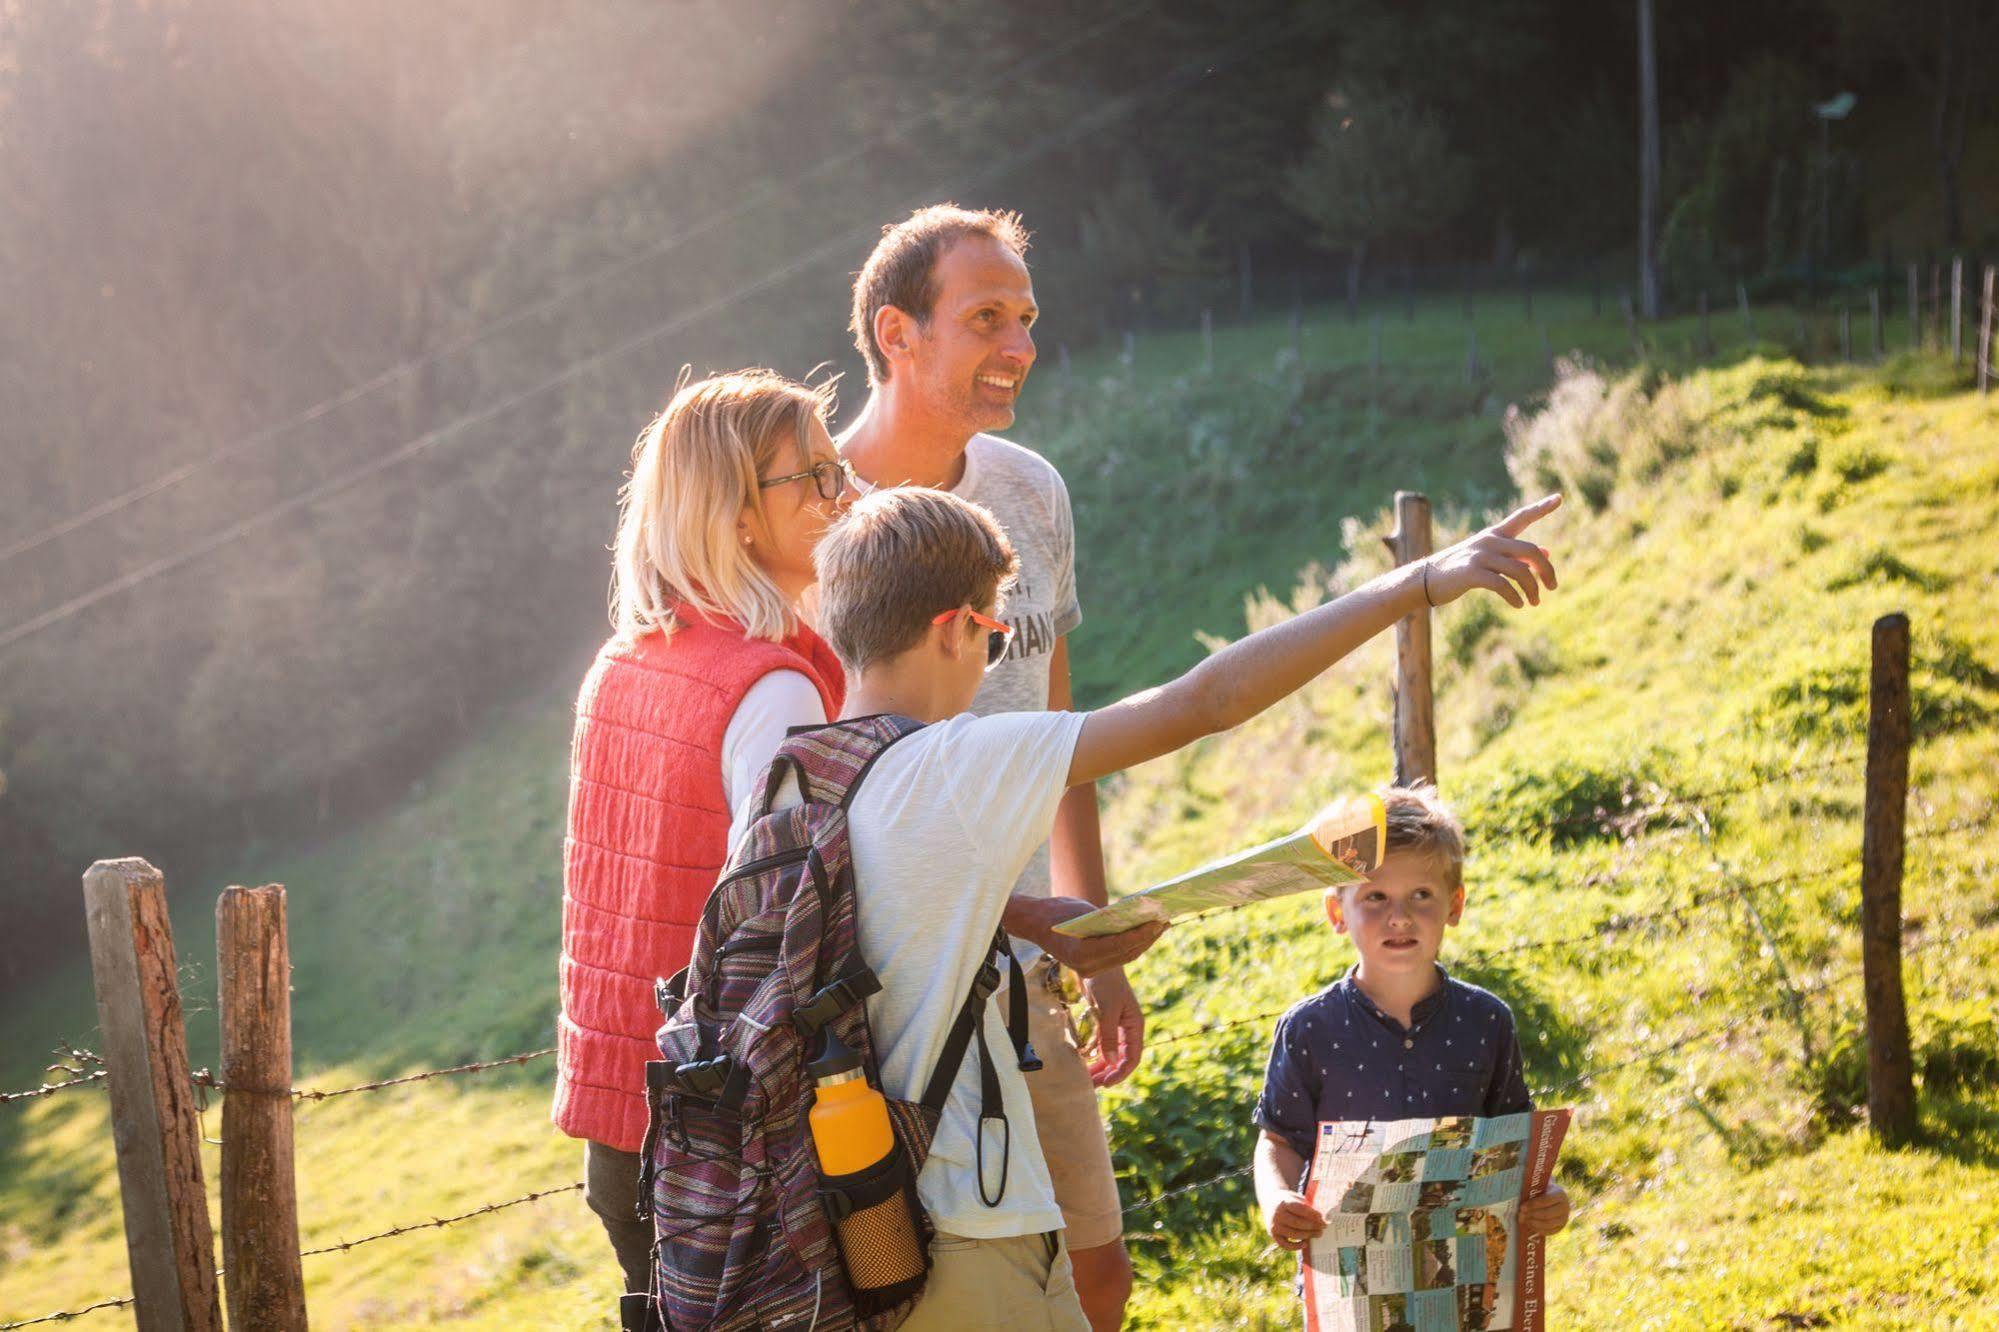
[2,297,1995,1329]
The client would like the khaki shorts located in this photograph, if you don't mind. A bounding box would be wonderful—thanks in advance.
[1022,956,1124,1251]
[898,1230,1089,1332]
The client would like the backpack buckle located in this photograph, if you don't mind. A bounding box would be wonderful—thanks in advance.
[672,1054,733,1100]
[655,971,688,1018]
[794,966,882,1040]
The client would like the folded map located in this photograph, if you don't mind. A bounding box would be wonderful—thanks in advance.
[1051,793,1387,938]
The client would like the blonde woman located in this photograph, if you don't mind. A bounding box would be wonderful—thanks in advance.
[552,369,855,1296]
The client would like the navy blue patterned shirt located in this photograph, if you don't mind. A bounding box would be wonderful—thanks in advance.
[1254,965,1532,1162]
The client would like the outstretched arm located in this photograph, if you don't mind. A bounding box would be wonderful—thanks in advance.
[1067,495,1562,788]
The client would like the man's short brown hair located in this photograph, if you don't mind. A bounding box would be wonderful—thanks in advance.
[1379,785,1466,889]
[814,488,1019,673]
[849,204,1031,386]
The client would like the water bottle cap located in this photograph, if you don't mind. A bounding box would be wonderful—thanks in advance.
[809,1028,864,1081]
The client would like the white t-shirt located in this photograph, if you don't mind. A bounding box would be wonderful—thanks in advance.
[718,670,826,813]
[953,434,1083,917]
[735,710,1085,1239]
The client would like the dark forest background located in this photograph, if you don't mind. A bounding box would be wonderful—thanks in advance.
[2,0,1994,988]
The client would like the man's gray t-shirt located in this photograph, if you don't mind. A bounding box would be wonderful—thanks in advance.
[951,432,1083,911]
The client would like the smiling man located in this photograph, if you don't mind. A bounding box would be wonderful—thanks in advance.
[838,204,1152,1331]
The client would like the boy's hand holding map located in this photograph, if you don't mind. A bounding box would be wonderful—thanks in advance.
[1052,794,1389,939]
[1302,1111,1572,1332]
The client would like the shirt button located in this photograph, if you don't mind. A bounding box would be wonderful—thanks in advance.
[1403,1039,1413,1050]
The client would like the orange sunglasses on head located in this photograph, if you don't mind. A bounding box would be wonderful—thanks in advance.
[931,607,1015,670]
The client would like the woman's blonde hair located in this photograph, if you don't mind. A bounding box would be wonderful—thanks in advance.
[611,368,835,642]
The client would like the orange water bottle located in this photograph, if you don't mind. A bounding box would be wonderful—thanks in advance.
[808,1029,927,1303]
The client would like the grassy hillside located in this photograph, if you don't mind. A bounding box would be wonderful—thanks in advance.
[1096,350,1999,1327]
[3,299,1995,1329]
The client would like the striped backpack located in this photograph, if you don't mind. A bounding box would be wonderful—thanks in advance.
[630,716,1037,1332]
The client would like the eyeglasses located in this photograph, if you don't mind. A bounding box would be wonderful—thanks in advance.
[931,607,1015,670]
[758,457,854,502]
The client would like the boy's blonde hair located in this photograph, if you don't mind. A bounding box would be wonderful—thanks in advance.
[611,368,835,643]
[813,488,1018,672]
[1379,784,1466,888]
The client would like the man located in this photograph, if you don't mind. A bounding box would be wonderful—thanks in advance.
[838,203,1151,1330]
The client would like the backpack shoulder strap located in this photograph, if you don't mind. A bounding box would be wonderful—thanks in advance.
[770,714,926,810]
[919,929,1040,1208]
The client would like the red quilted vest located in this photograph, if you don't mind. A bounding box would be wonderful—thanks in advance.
[552,610,844,1151]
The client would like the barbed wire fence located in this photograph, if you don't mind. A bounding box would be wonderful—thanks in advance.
[1113,915,1993,1224]
[5,621,1990,1324]
[7,592,1991,1328]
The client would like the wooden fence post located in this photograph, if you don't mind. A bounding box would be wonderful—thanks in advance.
[1907,262,1920,351]
[83,859,224,1332]
[1951,256,1964,363]
[1860,613,1916,1147]
[1930,262,1942,349]
[219,885,308,1330]
[1979,265,1995,396]
[1382,494,1437,788]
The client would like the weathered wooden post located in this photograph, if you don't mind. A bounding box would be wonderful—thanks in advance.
[83,859,224,1332]
[1907,262,1920,351]
[1382,494,1437,788]
[1930,262,1942,349]
[1860,613,1916,1147]
[1951,256,1964,363]
[1979,265,1995,396]
[219,885,309,1330]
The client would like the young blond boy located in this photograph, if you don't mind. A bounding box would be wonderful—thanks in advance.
[790,486,1558,1325]
[1253,787,1572,1260]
